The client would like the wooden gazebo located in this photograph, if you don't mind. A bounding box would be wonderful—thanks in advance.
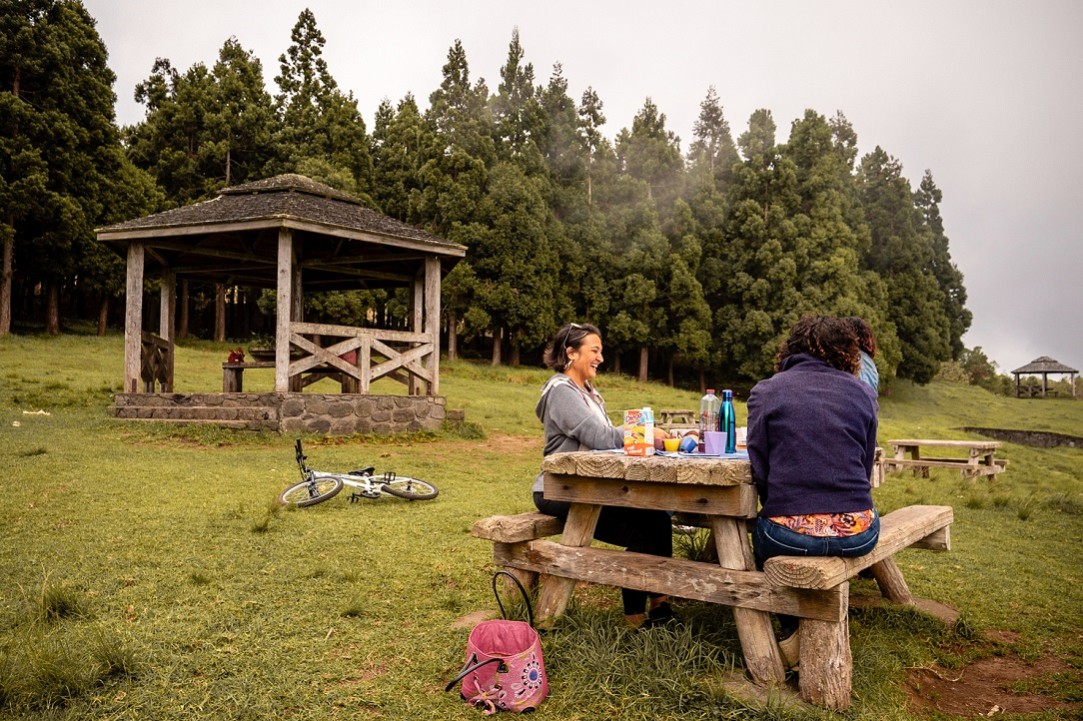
[96,174,466,433]
[1010,356,1078,398]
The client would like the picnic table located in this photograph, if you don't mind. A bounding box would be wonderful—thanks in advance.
[472,451,954,710]
[884,438,1007,477]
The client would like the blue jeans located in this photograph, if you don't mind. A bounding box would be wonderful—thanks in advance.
[753,512,880,636]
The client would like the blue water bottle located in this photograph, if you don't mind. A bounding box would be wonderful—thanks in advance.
[718,389,737,454]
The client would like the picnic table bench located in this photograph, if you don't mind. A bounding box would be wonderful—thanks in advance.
[884,438,1007,478]
[472,452,955,710]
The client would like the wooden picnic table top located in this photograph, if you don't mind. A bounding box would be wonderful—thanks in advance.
[541,450,751,486]
[889,438,1000,451]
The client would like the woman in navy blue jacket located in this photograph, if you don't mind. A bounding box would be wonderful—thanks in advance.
[746,316,880,666]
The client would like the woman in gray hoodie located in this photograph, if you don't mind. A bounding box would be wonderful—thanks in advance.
[533,322,674,628]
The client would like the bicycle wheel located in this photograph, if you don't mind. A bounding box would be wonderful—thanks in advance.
[278,476,344,507]
[380,476,438,501]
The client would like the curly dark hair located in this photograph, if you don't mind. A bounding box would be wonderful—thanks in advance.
[846,316,877,357]
[776,316,860,374]
[543,322,603,370]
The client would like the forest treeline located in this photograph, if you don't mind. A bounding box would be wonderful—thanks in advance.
[2,2,975,387]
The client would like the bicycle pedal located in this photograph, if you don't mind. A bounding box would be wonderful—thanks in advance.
[349,492,363,503]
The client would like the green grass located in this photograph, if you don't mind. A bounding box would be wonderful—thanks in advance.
[1,333,1081,719]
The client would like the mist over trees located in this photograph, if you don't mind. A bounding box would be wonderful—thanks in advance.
[1,3,973,388]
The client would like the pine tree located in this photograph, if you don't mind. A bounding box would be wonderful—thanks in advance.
[914,170,971,359]
[858,148,952,383]
[273,9,372,197]
[370,94,436,222]
[1,0,120,333]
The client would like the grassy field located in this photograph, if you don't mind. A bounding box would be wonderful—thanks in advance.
[1,330,1081,720]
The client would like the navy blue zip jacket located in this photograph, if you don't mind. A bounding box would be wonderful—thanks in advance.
[746,353,878,517]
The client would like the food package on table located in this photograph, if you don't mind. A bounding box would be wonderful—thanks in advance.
[623,408,655,456]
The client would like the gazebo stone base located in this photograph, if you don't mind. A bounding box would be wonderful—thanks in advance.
[113,392,447,435]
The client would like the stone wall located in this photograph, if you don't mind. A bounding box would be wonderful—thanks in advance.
[279,394,446,435]
[113,392,447,435]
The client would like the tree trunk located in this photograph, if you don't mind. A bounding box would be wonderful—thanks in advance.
[178,279,189,338]
[491,327,502,366]
[613,353,621,375]
[668,355,675,386]
[509,330,521,367]
[214,283,226,342]
[45,278,60,334]
[97,295,109,336]
[638,345,648,383]
[447,312,458,360]
[0,215,13,335]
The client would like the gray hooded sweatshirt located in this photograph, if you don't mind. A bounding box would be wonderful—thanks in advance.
[533,374,624,492]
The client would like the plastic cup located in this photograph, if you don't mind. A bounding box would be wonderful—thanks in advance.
[663,438,680,452]
[704,431,726,454]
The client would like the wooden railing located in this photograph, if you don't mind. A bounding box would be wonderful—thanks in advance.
[287,322,435,395]
[139,331,173,392]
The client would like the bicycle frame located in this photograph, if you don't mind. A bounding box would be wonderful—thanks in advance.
[290,439,436,504]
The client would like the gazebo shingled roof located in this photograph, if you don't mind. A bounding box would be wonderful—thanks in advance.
[1010,356,1079,374]
[97,174,464,290]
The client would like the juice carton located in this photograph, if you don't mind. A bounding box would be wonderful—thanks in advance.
[623,407,655,456]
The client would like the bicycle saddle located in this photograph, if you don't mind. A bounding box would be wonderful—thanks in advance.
[349,466,376,477]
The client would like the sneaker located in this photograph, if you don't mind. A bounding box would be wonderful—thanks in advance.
[673,524,698,536]
[641,602,677,629]
[778,632,800,669]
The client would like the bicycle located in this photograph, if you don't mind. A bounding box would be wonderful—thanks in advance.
[278,439,439,507]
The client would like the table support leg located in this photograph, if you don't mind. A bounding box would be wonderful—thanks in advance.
[798,583,852,711]
[534,502,601,628]
[709,517,786,686]
[869,557,914,605]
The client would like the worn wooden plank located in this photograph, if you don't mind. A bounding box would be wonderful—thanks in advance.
[763,505,953,590]
[495,540,845,622]
[542,474,758,517]
[711,516,786,685]
[471,512,565,543]
[123,243,144,394]
[890,438,1001,451]
[533,503,601,626]
[798,588,852,711]
[541,451,751,486]
[275,228,293,392]
[869,557,913,605]
[883,458,1004,476]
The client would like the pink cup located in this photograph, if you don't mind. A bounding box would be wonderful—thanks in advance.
[703,431,726,454]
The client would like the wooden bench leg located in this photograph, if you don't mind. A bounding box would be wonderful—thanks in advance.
[500,565,539,591]
[798,582,852,711]
[710,518,786,686]
[869,557,914,605]
[534,503,601,628]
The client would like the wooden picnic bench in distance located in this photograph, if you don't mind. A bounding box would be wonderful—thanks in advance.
[884,438,1007,478]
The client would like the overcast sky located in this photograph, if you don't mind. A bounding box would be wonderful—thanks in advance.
[82,0,1082,375]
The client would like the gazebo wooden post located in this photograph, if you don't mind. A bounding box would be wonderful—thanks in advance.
[411,268,424,395]
[123,243,145,394]
[159,269,176,392]
[275,228,294,393]
[425,256,441,396]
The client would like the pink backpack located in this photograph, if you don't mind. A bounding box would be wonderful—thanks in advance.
[445,572,548,714]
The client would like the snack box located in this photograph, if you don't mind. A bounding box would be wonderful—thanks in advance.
[623,408,655,456]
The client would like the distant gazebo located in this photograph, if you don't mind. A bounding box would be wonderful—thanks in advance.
[1010,356,1078,398]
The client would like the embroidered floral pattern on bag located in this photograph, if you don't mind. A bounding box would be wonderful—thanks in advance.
[511,653,544,699]
[767,508,876,537]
